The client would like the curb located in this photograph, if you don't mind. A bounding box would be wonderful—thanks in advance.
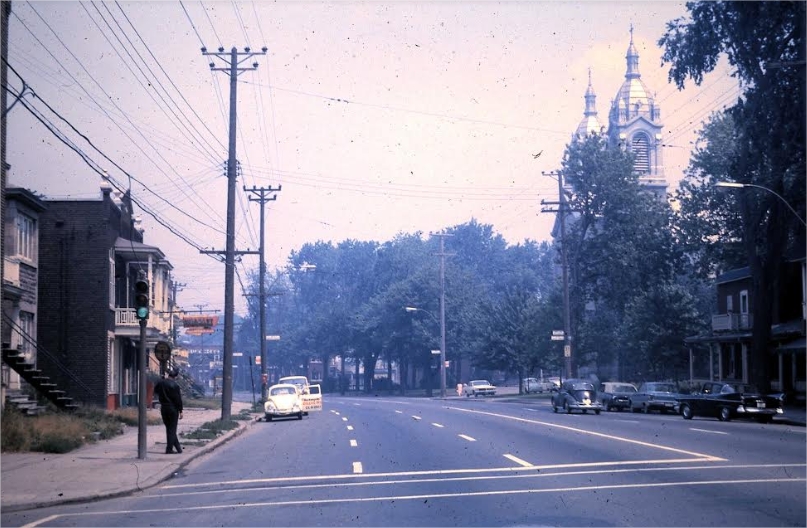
[1,415,261,513]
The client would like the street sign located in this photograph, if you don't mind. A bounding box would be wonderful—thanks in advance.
[265,335,281,341]
[431,349,441,355]
[233,352,243,357]
[153,341,171,361]
[255,355,261,365]
[550,335,564,341]
[552,330,565,336]
[564,345,571,358]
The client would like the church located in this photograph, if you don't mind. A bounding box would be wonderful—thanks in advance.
[573,28,668,198]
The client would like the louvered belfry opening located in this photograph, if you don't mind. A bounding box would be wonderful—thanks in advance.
[631,133,650,174]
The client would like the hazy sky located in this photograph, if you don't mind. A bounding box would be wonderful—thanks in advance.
[5,1,738,315]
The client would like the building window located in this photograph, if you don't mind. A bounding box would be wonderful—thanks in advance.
[109,250,116,308]
[726,295,734,313]
[17,312,34,355]
[740,290,749,314]
[107,336,119,393]
[631,133,651,174]
[16,213,37,262]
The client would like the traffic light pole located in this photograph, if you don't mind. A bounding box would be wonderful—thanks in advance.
[137,318,147,460]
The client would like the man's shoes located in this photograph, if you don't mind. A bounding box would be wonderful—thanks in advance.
[176,448,183,454]
[165,450,174,454]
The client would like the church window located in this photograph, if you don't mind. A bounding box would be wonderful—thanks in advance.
[631,133,650,174]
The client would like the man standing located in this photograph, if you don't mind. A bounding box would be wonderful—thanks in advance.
[154,368,183,454]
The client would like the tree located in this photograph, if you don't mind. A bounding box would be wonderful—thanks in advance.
[660,1,806,390]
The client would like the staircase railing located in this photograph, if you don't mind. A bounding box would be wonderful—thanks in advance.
[2,313,99,409]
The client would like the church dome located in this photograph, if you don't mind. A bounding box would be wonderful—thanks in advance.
[610,28,659,124]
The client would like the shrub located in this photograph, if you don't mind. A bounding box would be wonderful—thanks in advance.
[1,408,32,452]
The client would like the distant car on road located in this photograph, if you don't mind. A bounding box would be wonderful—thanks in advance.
[630,382,679,414]
[552,379,602,414]
[523,377,555,394]
[464,380,496,397]
[600,382,638,412]
[676,381,784,423]
[264,384,303,421]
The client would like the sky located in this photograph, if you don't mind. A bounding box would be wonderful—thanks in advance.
[4,0,739,316]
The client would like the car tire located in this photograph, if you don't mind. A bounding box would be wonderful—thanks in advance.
[756,415,773,424]
[266,415,273,422]
[681,404,693,420]
[297,413,303,420]
[564,401,571,414]
[642,404,650,414]
[718,407,732,422]
[582,409,588,414]
[594,409,601,415]
[552,403,558,413]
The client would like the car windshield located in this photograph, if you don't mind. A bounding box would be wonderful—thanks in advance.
[571,383,595,391]
[612,384,637,393]
[721,383,759,394]
[471,380,491,386]
[270,387,297,396]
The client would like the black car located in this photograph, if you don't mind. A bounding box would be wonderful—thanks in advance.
[676,382,783,423]
[629,382,679,414]
[599,382,638,412]
[551,379,602,414]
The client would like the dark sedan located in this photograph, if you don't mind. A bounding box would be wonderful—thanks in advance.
[600,382,637,412]
[677,382,784,423]
[552,379,602,414]
[630,382,679,414]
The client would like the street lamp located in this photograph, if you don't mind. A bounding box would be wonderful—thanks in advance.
[404,306,446,398]
[715,181,806,227]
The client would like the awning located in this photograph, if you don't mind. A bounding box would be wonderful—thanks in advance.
[775,337,806,353]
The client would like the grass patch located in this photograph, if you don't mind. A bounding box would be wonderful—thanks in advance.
[2,405,160,454]
[185,398,221,410]
[181,418,239,440]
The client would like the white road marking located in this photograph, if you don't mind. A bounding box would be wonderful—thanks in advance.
[458,434,476,442]
[412,415,422,421]
[350,439,358,447]
[615,419,640,423]
[346,425,354,431]
[449,407,724,461]
[395,410,403,414]
[432,423,444,428]
[525,408,539,412]
[690,428,729,435]
[333,411,341,416]
[164,463,806,490]
[352,462,363,474]
[30,477,806,523]
[342,417,348,422]
[353,403,361,406]
[503,454,534,467]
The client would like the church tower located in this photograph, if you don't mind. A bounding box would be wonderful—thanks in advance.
[575,70,605,139]
[607,27,667,197]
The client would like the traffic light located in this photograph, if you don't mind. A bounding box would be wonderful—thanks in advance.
[134,280,149,320]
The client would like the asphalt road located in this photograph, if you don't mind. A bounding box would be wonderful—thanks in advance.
[4,396,806,527]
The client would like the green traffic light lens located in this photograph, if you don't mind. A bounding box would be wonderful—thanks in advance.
[136,307,149,319]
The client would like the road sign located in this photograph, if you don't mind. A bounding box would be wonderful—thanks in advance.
[564,345,571,358]
[431,349,441,355]
[153,341,171,361]
[550,335,564,341]
[233,352,243,357]
[265,335,281,341]
[552,330,565,336]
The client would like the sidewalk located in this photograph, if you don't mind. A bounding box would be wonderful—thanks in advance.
[1,401,259,513]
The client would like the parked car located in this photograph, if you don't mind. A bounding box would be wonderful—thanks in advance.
[524,377,555,394]
[677,382,784,423]
[630,382,679,414]
[464,380,496,397]
[551,379,602,414]
[264,384,304,421]
[600,382,637,412]
[278,375,313,415]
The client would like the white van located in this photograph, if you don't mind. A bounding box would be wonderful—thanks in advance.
[277,375,322,413]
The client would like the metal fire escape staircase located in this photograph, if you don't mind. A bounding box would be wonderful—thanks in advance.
[2,314,97,413]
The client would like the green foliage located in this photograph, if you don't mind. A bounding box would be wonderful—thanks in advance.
[182,418,238,439]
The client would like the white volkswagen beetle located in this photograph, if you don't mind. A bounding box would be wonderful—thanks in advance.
[264,383,304,421]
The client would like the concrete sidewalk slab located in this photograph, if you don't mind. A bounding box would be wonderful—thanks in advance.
[1,402,258,513]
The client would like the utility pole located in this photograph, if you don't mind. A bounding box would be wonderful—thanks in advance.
[430,232,454,398]
[541,170,573,379]
[201,45,266,420]
[244,185,281,401]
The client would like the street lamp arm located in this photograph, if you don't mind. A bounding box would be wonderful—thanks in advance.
[715,181,806,227]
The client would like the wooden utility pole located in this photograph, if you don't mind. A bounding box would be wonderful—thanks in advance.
[244,185,281,401]
[430,232,454,398]
[541,170,573,379]
[201,44,266,420]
